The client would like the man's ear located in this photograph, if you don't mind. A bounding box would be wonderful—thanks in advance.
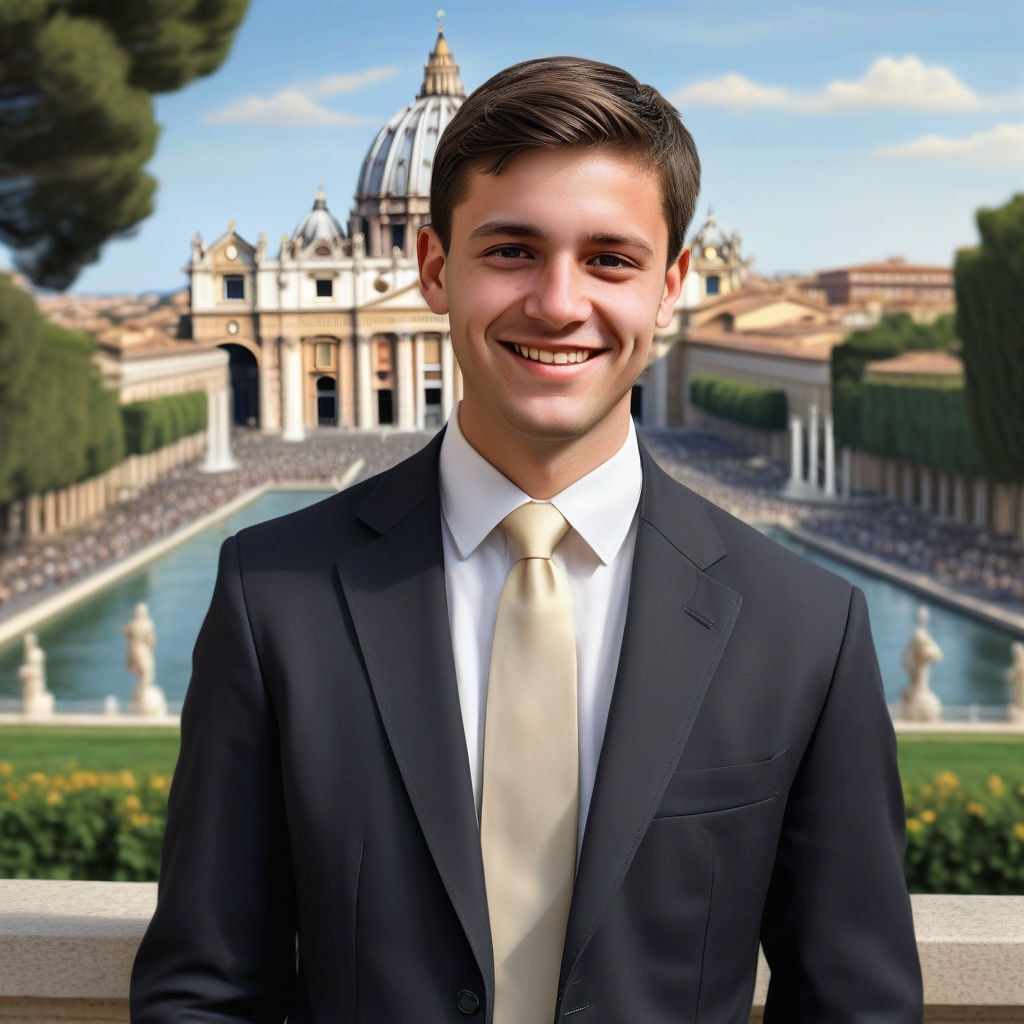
[417,226,449,315]
[657,247,690,328]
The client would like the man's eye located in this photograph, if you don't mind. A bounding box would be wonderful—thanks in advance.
[488,245,529,259]
[590,254,632,268]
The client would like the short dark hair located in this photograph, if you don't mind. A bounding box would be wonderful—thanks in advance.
[429,56,701,263]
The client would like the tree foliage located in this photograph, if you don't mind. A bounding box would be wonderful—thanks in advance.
[955,193,1024,482]
[0,274,124,502]
[689,374,788,431]
[0,0,249,289]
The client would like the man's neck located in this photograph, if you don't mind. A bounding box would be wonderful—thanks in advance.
[457,407,632,499]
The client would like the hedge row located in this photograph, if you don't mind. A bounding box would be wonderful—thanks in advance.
[3,765,1024,892]
[121,391,207,456]
[689,374,788,432]
[857,377,985,478]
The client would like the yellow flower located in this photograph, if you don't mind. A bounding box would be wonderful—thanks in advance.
[130,812,152,829]
[124,794,142,811]
[919,784,933,798]
[45,790,61,805]
[0,763,13,777]
[27,771,48,786]
[906,818,922,833]
[935,770,960,791]
[921,809,937,824]
[1014,824,1024,842]
[988,775,1004,797]
[966,801,986,818]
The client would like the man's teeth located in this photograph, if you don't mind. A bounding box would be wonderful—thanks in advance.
[512,344,593,364]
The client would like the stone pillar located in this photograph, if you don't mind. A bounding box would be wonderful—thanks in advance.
[441,332,456,420]
[25,493,42,538]
[203,388,237,472]
[823,414,836,497]
[280,337,306,442]
[396,332,416,429]
[936,473,949,520]
[902,464,915,505]
[840,447,851,502]
[952,477,966,524]
[788,415,803,486]
[259,349,280,433]
[973,480,988,528]
[807,404,819,490]
[647,349,668,428]
[42,492,58,535]
[356,332,374,429]
[339,338,356,427]
[920,468,932,515]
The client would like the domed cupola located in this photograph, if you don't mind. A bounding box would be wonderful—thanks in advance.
[350,18,466,258]
[290,184,345,254]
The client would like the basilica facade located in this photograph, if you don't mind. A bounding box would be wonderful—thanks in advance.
[186,26,746,437]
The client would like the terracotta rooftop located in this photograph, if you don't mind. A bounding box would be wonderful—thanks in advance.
[818,260,952,276]
[865,349,964,377]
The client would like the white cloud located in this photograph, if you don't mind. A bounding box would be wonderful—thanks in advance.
[205,66,398,128]
[673,55,988,114]
[878,122,1024,166]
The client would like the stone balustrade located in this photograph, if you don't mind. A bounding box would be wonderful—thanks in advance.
[0,881,1021,1021]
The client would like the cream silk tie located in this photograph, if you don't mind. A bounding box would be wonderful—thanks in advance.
[481,501,579,1024]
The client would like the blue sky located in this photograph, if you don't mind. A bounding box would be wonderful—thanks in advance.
[14,0,1024,294]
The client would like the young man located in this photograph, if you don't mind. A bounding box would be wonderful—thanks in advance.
[131,58,922,1023]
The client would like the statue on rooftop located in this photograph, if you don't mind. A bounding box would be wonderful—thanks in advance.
[900,606,942,723]
[124,602,167,717]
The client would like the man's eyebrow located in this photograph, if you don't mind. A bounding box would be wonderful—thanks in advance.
[468,222,657,260]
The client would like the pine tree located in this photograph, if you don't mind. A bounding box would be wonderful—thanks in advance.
[0,0,249,290]
[955,194,1024,481]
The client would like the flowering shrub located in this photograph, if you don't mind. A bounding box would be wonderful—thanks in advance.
[903,771,1024,894]
[0,762,168,880]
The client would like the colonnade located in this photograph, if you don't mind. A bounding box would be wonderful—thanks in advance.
[786,404,839,500]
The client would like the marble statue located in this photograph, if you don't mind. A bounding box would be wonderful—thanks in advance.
[1007,641,1024,725]
[124,602,168,717]
[900,606,943,722]
[18,632,54,718]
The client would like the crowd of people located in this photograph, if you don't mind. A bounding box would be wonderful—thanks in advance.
[2,426,1023,617]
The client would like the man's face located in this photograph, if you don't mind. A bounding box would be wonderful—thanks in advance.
[418,146,688,464]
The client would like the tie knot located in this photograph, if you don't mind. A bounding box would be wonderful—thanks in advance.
[501,502,570,561]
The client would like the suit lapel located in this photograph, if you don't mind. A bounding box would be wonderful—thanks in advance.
[335,436,493,996]
[562,446,742,980]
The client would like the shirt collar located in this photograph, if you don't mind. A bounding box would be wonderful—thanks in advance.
[439,406,642,566]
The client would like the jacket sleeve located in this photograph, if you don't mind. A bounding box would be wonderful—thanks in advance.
[130,535,297,1023]
[759,586,923,1021]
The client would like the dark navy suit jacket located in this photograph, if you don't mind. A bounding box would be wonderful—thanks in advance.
[131,433,922,1022]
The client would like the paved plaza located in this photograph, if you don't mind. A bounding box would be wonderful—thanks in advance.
[1,427,1023,620]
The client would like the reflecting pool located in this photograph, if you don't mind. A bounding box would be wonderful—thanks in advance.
[0,495,1019,710]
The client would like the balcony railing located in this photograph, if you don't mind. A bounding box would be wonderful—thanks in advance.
[0,881,1021,1022]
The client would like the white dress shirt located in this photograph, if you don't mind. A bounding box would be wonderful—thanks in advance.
[439,409,641,847]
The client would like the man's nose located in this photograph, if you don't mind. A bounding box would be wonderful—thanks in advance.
[522,258,591,328]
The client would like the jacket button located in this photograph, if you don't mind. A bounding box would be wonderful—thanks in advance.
[456,988,480,1015]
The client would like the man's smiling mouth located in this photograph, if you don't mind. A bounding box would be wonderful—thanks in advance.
[509,343,596,365]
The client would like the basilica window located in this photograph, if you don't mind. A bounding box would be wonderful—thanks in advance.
[316,279,333,298]
[224,275,245,300]
[706,275,720,296]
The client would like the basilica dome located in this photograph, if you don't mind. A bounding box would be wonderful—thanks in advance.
[291,185,344,250]
[350,25,465,258]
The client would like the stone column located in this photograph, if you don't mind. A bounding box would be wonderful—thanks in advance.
[902,464,915,505]
[280,337,306,442]
[356,332,374,429]
[788,415,803,486]
[807,405,819,490]
[841,448,851,502]
[203,388,238,472]
[647,349,668,428]
[339,338,356,427]
[920,468,932,515]
[43,492,58,535]
[259,349,280,433]
[25,493,42,538]
[952,477,966,524]
[396,332,415,429]
[936,473,949,520]
[973,480,987,528]
[441,332,456,420]
[823,413,836,497]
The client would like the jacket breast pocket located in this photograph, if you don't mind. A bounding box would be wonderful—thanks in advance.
[654,749,788,818]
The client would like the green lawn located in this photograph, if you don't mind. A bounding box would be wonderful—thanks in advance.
[896,734,1024,790]
[0,726,179,776]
